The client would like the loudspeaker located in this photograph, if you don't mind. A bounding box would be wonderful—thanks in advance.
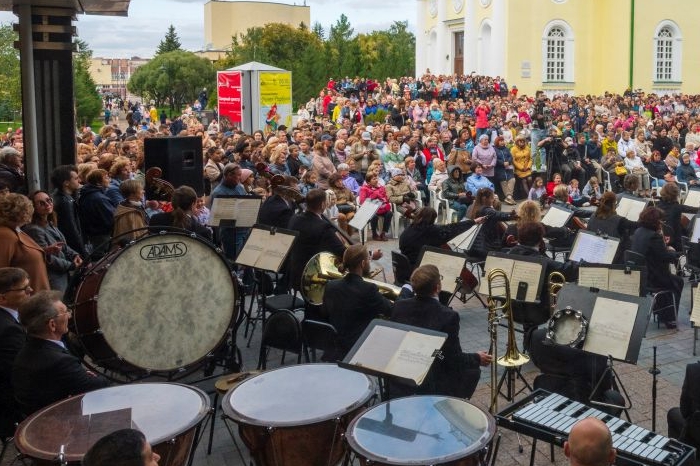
[144,137,204,197]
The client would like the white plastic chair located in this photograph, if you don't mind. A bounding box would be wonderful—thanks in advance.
[436,190,456,224]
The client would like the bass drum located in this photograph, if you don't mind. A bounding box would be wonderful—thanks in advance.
[70,233,237,375]
[346,395,496,466]
[14,383,210,466]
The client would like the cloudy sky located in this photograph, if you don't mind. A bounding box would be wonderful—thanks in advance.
[0,0,415,58]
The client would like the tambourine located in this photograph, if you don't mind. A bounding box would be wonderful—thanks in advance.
[544,306,589,347]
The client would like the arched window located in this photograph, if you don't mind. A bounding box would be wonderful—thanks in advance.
[541,21,574,83]
[654,23,682,82]
[546,27,565,81]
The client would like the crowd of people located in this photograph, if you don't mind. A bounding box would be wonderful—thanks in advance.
[3,71,700,463]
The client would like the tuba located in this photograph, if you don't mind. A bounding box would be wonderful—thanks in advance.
[548,271,566,315]
[301,252,401,306]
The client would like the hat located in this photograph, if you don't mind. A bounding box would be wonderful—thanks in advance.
[478,134,489,142]
[240,168,253,182]
[564,137,573,145]
[390,168,404,177]
[361,131,371,141]
[321,134,333,142]
[366,125,374,132]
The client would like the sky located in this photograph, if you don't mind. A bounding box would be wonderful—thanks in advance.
[0,0,415,58]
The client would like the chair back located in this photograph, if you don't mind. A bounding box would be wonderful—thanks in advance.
[623,249,646,267]
[302,319,340,362]
[258,310,303,369]
[391,250,413,286]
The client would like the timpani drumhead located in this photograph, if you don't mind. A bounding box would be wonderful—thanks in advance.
[82,233,236,372]
[346,396,496,465]
[15,383,210,463]
[222,364,375,426]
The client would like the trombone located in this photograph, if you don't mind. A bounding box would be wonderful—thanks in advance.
[548,271,566,315]
[486,268,531,413]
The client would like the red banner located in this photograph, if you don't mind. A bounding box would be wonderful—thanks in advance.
[217,70,242,126]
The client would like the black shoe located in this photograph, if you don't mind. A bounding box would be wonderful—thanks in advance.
[664,321,678,329]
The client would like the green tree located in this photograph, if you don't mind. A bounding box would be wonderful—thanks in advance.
[73,39,102,128]
[128,50,215,116]
[156,25,182,55]
[0,25,21,121]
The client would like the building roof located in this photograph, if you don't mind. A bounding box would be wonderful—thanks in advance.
[227,61,286,72]
[0,0,130,16]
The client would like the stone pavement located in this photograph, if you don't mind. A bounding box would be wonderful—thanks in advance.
[3,211,699,466]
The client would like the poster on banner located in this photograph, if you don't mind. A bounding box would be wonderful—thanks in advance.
[259,71,292,135]
[217,71,242,129]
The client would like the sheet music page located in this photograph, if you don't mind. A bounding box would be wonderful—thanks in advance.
[419,250,465,293]
[542,206,572,228]
[233,198,262,228]
[349,199,381,230]
[478,255,515,295]
[583,297,638,360]
[255,233,296,272]
[616,197,646,221]
[691,287,700,325]
[510,260,543,302]
[208,197,237,226]
[447,224,480,251]
[348,325,406,372]
[385,331,446,384]
[570,232,618,264]
[578,267,609,291]
[608,269,641,297]
[684,190,700,208]
[692,219,700,243]
[234,228,265,268]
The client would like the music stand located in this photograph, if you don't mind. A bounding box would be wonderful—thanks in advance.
[349,200,382,244]
[339,319,447,401]
[556,283,651,417]
[569,230,620,265]
[235,224,298,347]
[578,264,646,297]
[683,188,700,208]
[477,252,547,304]
[208,195,263,259]
[541,204,574,228]
[417,246,486,307]
[616,195,648,222]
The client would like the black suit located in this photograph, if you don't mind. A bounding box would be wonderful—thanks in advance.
[0,308,25,435]
[287,211,346,292]
[52,190,86,256]
[391,296,481,399]
[258,194,295,229]
[668,363,700,442]
[12,336,110,415]
[323,273,392,359]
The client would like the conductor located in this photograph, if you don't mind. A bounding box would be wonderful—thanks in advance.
[390,264,491,399]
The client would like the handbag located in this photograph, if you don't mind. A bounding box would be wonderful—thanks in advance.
[614,163,628,176]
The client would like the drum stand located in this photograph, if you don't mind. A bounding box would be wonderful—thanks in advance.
[495,365,532,405]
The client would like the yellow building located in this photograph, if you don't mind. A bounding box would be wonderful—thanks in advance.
[89,57,150,98]
[204,0,311,51]
[417,0,700,96]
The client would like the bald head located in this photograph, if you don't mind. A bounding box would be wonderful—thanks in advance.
[564,418,616,466]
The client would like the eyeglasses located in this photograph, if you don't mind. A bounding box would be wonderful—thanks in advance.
[3,284,32,294]
[37,198,53,206]
[51,309,72,319]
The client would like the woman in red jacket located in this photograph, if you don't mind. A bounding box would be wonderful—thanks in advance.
[359,172,393,241]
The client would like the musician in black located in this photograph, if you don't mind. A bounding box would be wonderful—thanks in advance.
[390,265,491,399]
[587,191,636,263]
[398,207,483,269]
[564,418,616,466]
[323,244,392,360]
[668,362,700,445]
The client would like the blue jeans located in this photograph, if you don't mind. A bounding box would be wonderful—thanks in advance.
[451,201,468,220]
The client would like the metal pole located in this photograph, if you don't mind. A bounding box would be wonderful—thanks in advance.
[17,4,40,192]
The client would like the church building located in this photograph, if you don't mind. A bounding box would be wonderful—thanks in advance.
[416,0,700,95]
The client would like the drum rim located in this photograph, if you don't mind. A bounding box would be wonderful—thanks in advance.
[345,395,496,465]
[14,382,211,462]
[70,231,238,374]
[221,363,376,427]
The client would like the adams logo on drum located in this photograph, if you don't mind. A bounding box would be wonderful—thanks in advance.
[140,241,188,260]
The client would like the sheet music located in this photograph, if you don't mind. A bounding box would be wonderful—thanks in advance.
[349,199,381,230]
[208,197,261,227]
[691,286,700,325]
[578,267,609,290]
[569,232,618,264]
[684,189,700,208]
[608,269,641,297]
[235,227,296,272]
[478,255,515,295]
[447,224,481,251]
[616,197,647,222]
[691,218,700,243]
[419,249,465,293]
[349,325,404,372]
[509,260,543,302]
[583,297,638,360]
[385,332,446,385]
[542,206,572,228]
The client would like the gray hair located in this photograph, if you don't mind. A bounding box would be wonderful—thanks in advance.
[19,290,64,336]
[0,147,20,164]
